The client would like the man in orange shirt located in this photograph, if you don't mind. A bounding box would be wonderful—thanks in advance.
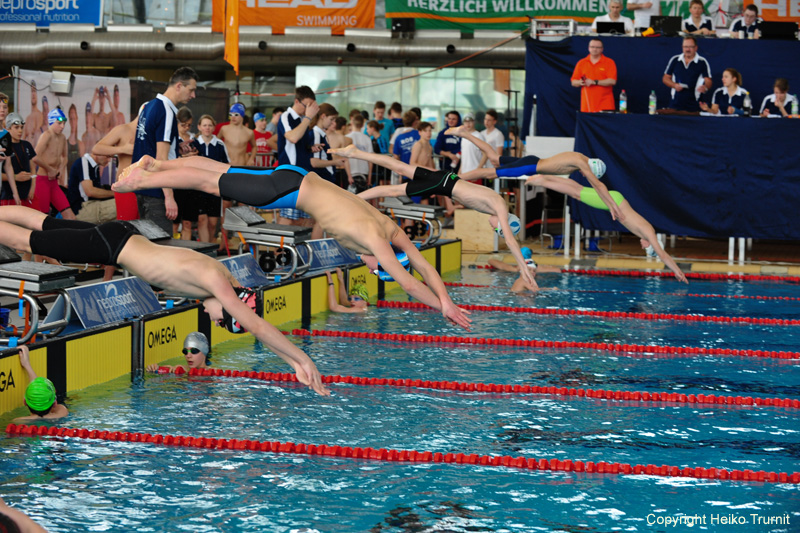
[571,39,618,112]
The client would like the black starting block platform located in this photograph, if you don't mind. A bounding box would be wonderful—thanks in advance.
[129,219,219,256]
[223,207,312,278]
[380,197,445,245]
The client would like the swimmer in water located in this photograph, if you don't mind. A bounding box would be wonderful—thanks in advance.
[146,331,212,373]
[112,156,471,331]
[0,205,331,395]
[328,144,540,292]
[13,345,69,422]
[325,268,369,313]
[486,247,563,292]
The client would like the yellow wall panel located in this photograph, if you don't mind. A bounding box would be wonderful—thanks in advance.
[0,347,47,416]
[66,329,131,392]
[310,276,330,317]
[440,241,462,273]
[262,283,303,326]
[143,309,200,369]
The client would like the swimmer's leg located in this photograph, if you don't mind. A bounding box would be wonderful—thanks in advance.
[330,145,417,179]
[113,166,223,196]
[357,183,409,201]
[120,155,231,180]
[0,221,34,252]
[459,167,497,181]
[446,127,501,167]
[0,206,48,230]
[525,174,584,200]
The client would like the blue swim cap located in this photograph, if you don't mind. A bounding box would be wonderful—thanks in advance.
[48,107,66,126]
[253,112,266,122]
[521,246,533,260]
[229,103,246,117]
[371,249,411,282]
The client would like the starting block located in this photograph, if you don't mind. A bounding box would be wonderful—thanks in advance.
[0,245,78,344]
[379,197,444,245]
[223,206,313,279]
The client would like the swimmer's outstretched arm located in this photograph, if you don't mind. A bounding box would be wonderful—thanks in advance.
[329,145,416,179]
[616,204,688,283]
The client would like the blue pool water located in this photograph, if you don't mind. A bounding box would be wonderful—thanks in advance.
[1,268,799,532]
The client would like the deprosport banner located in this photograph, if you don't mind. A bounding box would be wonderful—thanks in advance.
[212,0,375,35]
[0,0,103,26]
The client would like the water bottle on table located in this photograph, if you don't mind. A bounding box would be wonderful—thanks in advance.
[619,90,627,114]
[648,91,657,115]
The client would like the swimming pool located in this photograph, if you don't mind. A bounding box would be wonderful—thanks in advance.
[2,268,799,531]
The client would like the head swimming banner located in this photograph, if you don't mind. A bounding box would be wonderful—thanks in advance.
[211,0,376,35]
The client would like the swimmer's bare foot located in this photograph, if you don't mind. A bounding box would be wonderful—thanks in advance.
[444,125,468,137]
[327,144,359,158]
[116,155,159,182]
[112,165,151,193]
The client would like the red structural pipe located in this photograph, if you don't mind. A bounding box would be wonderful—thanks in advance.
[299,327,799,361]
[168,367,800,410]
[377,301,800,327]
[7,424,797,484]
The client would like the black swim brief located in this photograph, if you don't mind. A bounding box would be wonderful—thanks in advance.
[405,167,460,198]
[218,165,306,209]
[30,217,139,267]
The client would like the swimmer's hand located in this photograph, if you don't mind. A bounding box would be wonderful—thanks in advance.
[442,301,472,331]
[292,360,331,396]
[518,268,539,293]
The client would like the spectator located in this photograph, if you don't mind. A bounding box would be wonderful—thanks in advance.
[700,68,748,115]
[627,0,659,32]
[434,110,461,173]
[662,36,712,113]
[34,108,76,219]
[389,102,403,129]
[458,113,485,175]
[174,106,199,240]
[760,78,796,118]
[365,120,389,186]
[591,0,634,35]
[571,39,618,113]
[277,85,318,228]
[1,113,38,210]
[13,345,69,422]
[132,66,198,234]
[67,152,116,225]
[309,103,345,188]
[346,114,373,194]
[252,112,277,167]
[326,115,353,188]
[482,109,504,157]
[731,4,761,38]
[683,0,715,35]
[191,114,228,243]
[218,103,255,167]
[410,121,435,170]
[325,268,368,313]
[371,101,395,148]
[392,111,420,174]
[266,106,284,135]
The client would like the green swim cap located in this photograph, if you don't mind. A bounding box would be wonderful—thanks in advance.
[25,377,56,413]
[349,283,369,302]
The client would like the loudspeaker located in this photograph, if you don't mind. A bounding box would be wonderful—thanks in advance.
[51,71,74,96]
[391,18,415,32]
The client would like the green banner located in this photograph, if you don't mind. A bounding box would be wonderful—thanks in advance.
[385,0,725,31]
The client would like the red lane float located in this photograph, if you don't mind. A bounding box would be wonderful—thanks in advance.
[295,327,799,361]
[445,282,800,303]
[562,268,800,283]
[7,423,797,485]
[170,366,800,410]
[377,300,800,327]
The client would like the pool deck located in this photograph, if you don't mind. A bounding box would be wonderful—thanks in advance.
[461,234,800,276]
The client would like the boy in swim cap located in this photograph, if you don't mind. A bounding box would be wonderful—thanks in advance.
[13,345,69,422]
[111,158,471,331]
[33,107,76,220]
[0,206,331,395]
[486,247,562,293]
[325,268,368,313]
[328,144,540,292]
[146,331,211,373]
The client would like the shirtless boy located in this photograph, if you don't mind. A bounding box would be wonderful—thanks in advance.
[0,205,330,396]
[33,108,75,219]
[330,144,540,292]
[219,103,256,167]
[112,156,472,330]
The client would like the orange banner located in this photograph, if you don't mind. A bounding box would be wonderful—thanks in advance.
[212,0,375,35]
[224,0,239,74]
[760,0,800,23]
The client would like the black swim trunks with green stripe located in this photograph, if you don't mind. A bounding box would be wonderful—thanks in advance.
[406,168,460,198]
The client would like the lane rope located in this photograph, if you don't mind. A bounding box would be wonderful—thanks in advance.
[377,301,800,327]
[7,424,797,484]
[445,281,800,302]
[562,268,800,283]
[150,367,800,410]
[284,328,800,361]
